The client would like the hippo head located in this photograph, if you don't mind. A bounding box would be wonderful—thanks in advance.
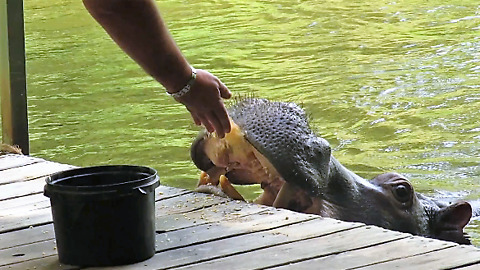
[365,172,472,244]
[191,98,473,244]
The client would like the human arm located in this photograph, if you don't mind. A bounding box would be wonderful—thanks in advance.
[82,0,232,137]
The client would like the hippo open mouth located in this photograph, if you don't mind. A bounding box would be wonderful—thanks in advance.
[192,119,287,204]
[191,98,473,244]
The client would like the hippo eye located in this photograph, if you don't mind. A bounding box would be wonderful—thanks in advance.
[392,183,412,203]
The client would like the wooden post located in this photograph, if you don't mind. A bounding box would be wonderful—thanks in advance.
[0,0,29,155]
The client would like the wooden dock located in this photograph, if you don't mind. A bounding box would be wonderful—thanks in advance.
[1,154,480,270]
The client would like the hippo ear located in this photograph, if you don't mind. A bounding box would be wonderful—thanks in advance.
[434,201,472,244]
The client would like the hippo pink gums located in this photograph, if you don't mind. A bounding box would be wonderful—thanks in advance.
[191,98,474,244]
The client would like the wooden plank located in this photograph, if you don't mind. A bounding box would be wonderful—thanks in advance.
[155,209,318,253]
[359,245,480,270]
[155,192,230,216]
[172,225,408,270]
[0,193,49,217]
[0,239,57,267]
[88,217,365,270]
[0,154,43,171]
[0,204,51,233]
[0,161,75,185]
[456,263,480,270]
[156,200,271,233]
[0,224,54,250]
[0,207,52,233]
[156,185,192,200]
[0,255,76,270]
[270,235,457,270]
[0,161,74,206]
[0,177,47,201]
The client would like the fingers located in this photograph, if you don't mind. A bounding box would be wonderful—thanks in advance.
[212,111,228,138]
[213,82,232,136]
[216,106,231,135]
[204,111,226,138]
[218,82,232,99]
[189,110,202,126]
[197,114,215,134]
[191,109,230,138]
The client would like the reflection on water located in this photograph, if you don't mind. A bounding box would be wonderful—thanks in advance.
[23,0,480,244]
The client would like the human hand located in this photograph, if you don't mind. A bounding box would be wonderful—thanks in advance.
[175,69,232,138]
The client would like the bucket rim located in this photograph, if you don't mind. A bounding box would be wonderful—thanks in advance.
[45,165,159,195]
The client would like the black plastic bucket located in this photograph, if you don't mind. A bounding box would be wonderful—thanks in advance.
[44,165,160,266]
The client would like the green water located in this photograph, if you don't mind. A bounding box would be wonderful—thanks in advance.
[22,0,480,243]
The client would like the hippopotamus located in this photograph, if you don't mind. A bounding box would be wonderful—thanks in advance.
[190,98,474,244]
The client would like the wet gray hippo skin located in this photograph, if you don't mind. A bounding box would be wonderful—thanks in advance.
[191,98,473,244]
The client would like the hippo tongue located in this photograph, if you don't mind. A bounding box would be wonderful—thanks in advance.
[229,98,332,197]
